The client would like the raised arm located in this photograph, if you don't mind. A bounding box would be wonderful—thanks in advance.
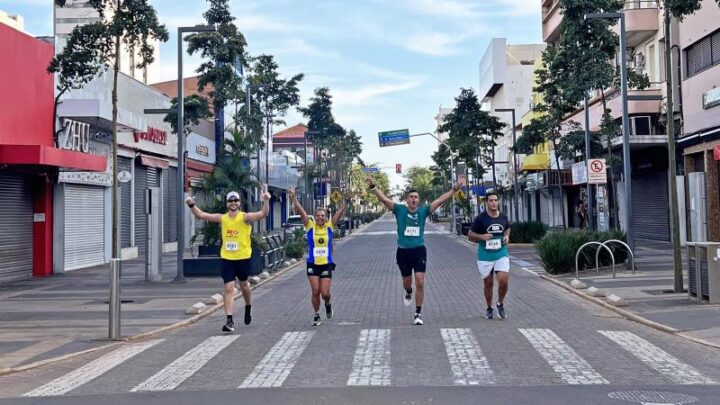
[331,194,352,226]
[244,184,271,223]
[367,175,394,211]
[429,175,466,214]
[288,187,310,227]
[185,197,222,223]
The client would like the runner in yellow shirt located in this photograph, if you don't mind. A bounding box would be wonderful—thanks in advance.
[186,185,270,333]
[289,187,351,326]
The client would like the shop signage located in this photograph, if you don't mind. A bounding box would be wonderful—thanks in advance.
[196,144,209,156]
[60,119,91,153]
[187,133,216,164]
[588,159,607,184]
[703,87,720,110]
[118,171,132,183]
[572,161,587,185]
[133,127,167,145]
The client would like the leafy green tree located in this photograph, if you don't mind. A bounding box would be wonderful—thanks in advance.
[163,95,213,137]
[53,0,168,258]
[402,166,436,203]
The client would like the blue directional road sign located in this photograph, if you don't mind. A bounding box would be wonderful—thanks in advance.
[378,129,410,147]
[361,167,380,173]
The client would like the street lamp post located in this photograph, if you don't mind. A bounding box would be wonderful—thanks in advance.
[244,83,269,232]
[585,12,634,270]
[495,108,520,222]
[584,95,594,230]
[305,130,322,214]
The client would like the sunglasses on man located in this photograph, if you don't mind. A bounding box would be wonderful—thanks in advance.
[227,199,240,203]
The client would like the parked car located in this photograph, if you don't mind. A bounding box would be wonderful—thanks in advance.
[283,215,312,240]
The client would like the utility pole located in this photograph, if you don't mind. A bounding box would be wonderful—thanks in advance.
[664,6,683,292]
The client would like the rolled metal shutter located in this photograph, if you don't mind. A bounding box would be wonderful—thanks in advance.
[64,184,105,270]
[163,168,178,243]
[632,170,669,241]
[0,174,33,283]
[192,187,207,233]
[119,157,132,248]
[135,165,148,255]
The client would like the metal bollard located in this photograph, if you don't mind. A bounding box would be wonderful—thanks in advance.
[109,258,122,340]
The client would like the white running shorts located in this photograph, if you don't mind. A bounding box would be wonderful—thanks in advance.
[476,257,510,279]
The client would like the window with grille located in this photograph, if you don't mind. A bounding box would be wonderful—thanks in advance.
[685,29,720,78]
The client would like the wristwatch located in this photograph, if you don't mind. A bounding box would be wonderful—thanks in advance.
[369,184,377,190]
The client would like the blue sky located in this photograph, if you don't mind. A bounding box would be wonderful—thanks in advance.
[3,0,541,189]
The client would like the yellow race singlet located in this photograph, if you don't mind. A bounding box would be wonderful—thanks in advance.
[220,212,252,260]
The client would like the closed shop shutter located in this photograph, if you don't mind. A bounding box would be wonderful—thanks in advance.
[163,168,178,243]
[118,157,132,248]
[0,174,33,283]
[192,187,207,234]
[135,164,148,255]
[64,184,106,270]
[632,170,669,241]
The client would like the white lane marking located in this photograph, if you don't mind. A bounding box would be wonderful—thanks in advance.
[441,328,494,385]
[132,336,238,392]
[599,330,716,385]
[347,329,391,386]
[356,231,447,235]
[239,331,314,388]
[519,328,608,385]
[24,339,162,397]
[520,267,541,277]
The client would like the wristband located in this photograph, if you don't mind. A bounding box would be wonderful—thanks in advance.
[369,184,377,191]
[188,203,195,208]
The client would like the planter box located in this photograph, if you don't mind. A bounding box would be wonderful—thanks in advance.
[198,245,220,257]
[249,250,264,276]
[183,257,221,278]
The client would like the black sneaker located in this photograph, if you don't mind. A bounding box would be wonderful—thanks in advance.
[485,307,494,319]
[222,320,235,333]
[325,303,333,319]
[497,303,507,319]
[313,313,322,326]
[413,313,424,325]
[244,308,252,325]
[403,289,413,306]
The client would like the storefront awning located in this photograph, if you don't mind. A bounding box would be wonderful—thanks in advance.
[139,154,169,169]
[714,145,720,161]
[521,153,550,171]
[0,145,106,171]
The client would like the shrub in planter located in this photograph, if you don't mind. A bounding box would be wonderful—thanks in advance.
[285,228,306,259]
[509,221,547,243]
[536,229,627,275]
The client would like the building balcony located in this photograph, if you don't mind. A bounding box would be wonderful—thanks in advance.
[617,1,659,47]
[521,152,550,171]
[564,87,663,131]
[542,0,562,43]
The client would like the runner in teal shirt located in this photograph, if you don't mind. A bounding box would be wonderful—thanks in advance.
[368,174,466,326]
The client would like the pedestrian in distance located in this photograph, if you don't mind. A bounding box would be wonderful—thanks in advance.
[468,192,511,320]
[289,187,351,326]
[367,174,466,325]
[185,185,271,333]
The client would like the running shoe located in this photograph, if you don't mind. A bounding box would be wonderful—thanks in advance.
[497,303,507,319]
[325,303,333,319]
[222,320,235,333]
[485,307,494,319]
[413,313,424,325]
[403,288,413,307]
[313,313,322,326]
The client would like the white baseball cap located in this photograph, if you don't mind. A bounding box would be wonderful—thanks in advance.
[226,191,240,201]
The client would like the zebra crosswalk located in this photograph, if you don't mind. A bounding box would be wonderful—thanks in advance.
[21,327,717,397]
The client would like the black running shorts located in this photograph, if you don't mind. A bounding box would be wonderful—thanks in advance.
[396,246,427,277]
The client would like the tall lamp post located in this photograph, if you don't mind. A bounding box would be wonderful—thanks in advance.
[585,12,634,270]
[305,130,322,213]
[495,108,520,222]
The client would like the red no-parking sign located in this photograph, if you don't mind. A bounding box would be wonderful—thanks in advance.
[587,159,607,184]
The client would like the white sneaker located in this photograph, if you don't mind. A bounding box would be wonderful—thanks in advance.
[413,313,424,325]
[403,289,412,306]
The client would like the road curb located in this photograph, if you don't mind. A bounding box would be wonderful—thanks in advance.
[0,259,306,376]
[539,274,720,349]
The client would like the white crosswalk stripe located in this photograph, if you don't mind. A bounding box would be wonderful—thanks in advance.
[347,329,391,386]
[239,331,314,388]
[132,336,238,392]
[441,328,494,385]
[24,339,162,397]
[599,330,716,385]
[519,328,608,385]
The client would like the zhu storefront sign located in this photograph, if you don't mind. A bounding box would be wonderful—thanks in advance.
[61,119,90,153]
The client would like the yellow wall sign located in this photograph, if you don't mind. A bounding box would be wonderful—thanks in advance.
[331,190,342,203]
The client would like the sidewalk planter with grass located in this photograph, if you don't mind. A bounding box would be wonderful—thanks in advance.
[536,229,627,275]
[284,228,306,260]
[509,221,547,243]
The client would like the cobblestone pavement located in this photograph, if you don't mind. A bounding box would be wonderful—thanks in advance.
[2,215,719,402]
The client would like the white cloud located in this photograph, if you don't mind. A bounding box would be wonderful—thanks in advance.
[333,80,424,107]
[403,0,482,18]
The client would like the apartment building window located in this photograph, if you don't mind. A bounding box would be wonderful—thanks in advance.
[56,17,101,24]
[629,116,652,135]
[685,29,720,78]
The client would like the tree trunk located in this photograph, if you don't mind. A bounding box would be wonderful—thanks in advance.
[600,89,619,230]
[53,87,68,147]
[111,32,121,259]
[551,136,567,228]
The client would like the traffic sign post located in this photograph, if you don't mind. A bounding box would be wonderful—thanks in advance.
[331,190,341,204]
[588,159,607,184]
[361,167,380,173]
[378,129,410,147]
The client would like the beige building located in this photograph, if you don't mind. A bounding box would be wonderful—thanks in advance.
[54,0,160,84]
[0,9,23,32]
[677,0,720,243]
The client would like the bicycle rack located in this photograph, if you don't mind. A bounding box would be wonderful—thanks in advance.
[576,241,615,279]
[595,239,635,276]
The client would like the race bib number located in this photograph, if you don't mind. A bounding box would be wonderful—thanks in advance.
[485,239,502,251]
[313,247,328,257]
[224,241,239,252]
[404,226,420,237]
